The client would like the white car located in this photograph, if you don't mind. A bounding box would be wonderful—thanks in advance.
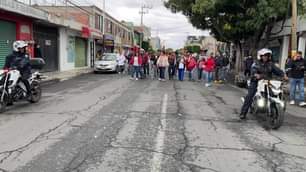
[94,53,118,73]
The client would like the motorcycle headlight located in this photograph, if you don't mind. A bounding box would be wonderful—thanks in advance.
[257,98,266,108]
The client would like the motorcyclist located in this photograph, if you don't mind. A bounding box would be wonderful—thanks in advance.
[3,40,32,98]
[240,48,286,120]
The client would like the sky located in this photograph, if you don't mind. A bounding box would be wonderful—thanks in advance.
[29,0,210,49]
[92,0,209,49]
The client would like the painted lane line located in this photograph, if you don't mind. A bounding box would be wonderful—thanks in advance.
[150,94,168,172]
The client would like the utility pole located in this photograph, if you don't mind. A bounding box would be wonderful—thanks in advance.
[291,0,297,57]
[139,4,152,26]
[102,0,105,35]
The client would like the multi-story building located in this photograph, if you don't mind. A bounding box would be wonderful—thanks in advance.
[0,0,49,68]
[150,37,161,51]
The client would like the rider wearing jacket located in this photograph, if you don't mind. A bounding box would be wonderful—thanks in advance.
[3,41,32,97]
[240,48,285,119]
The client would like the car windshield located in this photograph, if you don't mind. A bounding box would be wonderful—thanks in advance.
[101,54,116,61]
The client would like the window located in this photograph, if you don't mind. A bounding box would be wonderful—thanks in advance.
[95,14,100,30]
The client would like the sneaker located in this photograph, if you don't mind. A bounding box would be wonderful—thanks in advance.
[299,102,306,107]
[158,78,162,81]
[289,100,295,105]
[205,83,209,87]
[135,78,139,81]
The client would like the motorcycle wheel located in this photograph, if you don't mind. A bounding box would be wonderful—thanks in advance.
[267,103,284,130]
[0,91,8,113]
[29,81,42,103]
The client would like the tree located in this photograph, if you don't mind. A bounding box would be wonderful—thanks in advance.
[185,45,201,54]
[165,0,306,72]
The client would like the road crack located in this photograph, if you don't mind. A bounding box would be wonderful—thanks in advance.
[0,116,77,164]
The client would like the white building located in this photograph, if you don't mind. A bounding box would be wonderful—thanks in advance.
[265,16,306,69]
[150,37,161,51]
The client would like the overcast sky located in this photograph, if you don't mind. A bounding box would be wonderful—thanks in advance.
[30,0,209,49]
[93,0,209,49]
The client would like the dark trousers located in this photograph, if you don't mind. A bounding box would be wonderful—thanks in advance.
[168,64,176,79]
[241,81,258,114]
[198,68,202,80]
[215,67,221,80]
[143,63,149,76]
[178,69,184,81]
[159,67,166,79]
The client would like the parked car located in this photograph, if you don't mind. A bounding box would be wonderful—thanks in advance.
[94,53,118,73]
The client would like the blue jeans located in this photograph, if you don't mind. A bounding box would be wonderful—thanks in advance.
[203,71,213,84]
[178,69,184,81]
[132,66,141,78]
[159,67,166,79]
[289,78,305,102]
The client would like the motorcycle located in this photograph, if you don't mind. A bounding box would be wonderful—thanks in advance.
[242,79,286,129]
[0,58,45,113]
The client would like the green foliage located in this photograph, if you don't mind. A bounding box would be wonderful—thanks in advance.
[142,41,149,51]
[185,45,201,54]
[165,0,294,43]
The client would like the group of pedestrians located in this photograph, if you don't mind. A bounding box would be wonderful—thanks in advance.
[120,49,230,87]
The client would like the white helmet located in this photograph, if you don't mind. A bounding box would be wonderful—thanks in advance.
[13,40,28,52]
[257,48,272,60]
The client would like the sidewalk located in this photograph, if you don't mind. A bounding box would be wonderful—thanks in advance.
[41,67,93,85]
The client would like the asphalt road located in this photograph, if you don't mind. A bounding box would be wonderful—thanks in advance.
[0,73,305,172]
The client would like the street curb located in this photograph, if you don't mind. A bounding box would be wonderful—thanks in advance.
[40,69,94,87]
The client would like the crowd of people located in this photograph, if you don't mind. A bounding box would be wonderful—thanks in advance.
[116,49,230,87]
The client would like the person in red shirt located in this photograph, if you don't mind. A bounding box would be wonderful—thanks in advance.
[142,52,149,78]
[202,53,215,87]
[129,52,143,80]
[186,53,197,81]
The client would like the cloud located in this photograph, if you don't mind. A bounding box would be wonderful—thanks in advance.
[91,0,209,49]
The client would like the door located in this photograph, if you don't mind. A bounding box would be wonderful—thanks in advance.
[75,37,87,67]
[0,20,16,67]
[33,24,59,72]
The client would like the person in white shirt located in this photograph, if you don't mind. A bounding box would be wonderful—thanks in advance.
[116,51,126,74]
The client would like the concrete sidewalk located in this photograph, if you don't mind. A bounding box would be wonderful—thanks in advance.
[41,67,93,85]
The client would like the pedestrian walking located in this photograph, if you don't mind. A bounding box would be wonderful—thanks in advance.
[244,56,254,78]
[214,52,225,83]
[203,54,215,87]
[168,52,176,80]
[286,51,306,107]
[143,52,150,78]
[186,53,197,81]
[157,51,169,81]
[197,51,206,81]
[116,51,126,74]
[178,58,185,81]
[150,53,157,79]
[129,52,142,81]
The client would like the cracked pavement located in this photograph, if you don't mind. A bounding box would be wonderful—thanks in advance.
[0,73,305,172]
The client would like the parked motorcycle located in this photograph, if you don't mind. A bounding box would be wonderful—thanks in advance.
[242,79,286,129]
[0,58,45,113]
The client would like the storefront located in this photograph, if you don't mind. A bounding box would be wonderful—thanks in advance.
[0,11,33,67]
[33,23,59,72]
[103,34,114,53]
[0,20,16,67]
[75,37,87,68]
